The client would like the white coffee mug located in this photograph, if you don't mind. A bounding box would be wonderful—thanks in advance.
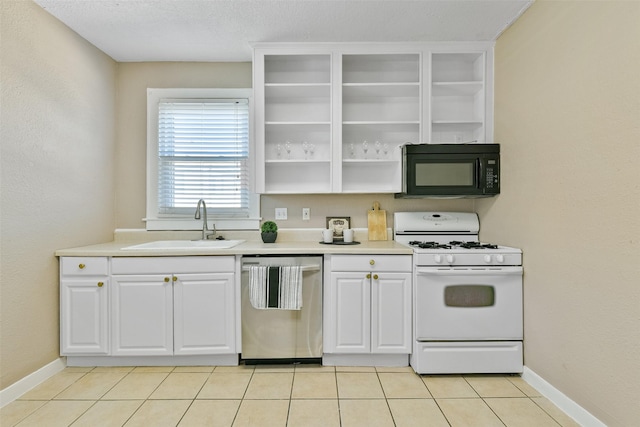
[322,229,334,243]
[343,229,354,243]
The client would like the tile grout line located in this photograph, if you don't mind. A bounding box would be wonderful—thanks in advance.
[375,368,398,427]
[418,374,454,427]
[173,369,215,426]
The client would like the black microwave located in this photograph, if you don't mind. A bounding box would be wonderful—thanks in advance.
[396,143,500,198]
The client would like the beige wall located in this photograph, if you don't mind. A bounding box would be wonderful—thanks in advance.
[115,62,253,228]
[0,2,117,388]
[477,1,640,426]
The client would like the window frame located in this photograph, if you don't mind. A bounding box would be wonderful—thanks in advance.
[145,88,260,231]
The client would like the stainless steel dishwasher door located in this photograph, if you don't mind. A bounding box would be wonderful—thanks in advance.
[241,256,323,361]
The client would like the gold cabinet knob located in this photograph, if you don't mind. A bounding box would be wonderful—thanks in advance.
[369,259,375,265]
[164,277,170,282]
[78,264,86,269]
[373,274,379,280]
[172,276,178,282]
[97,282,104,287]
[366,273,371,279]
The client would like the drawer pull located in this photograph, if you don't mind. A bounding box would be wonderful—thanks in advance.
[164,277,170,282]
[78,264,86,269]
[369,259,375,265]
[97,282,104,287]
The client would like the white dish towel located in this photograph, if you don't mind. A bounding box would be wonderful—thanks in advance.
[279,265,302,310]
[249,265,268,309]
[249,265,302,310]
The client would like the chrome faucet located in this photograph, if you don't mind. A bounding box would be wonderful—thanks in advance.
[194,198,216,240]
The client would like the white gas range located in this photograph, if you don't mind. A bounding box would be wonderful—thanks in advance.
[394,212,524,374]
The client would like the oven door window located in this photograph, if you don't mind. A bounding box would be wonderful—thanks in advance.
[444,285,495,307]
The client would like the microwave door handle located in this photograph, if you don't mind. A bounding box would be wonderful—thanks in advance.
[477,158,482,189]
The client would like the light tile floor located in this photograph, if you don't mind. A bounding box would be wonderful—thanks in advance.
[1,365,581,427]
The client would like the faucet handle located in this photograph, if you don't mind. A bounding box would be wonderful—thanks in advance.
[205,223,217,239]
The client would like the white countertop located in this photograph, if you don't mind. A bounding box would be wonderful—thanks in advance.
[55,228,412,257]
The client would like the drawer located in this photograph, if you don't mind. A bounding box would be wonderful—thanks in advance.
[61,257,109,276]
[112,256,235,275]
[329,255,412,272]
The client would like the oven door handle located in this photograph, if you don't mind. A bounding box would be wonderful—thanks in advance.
[416,266,522,276]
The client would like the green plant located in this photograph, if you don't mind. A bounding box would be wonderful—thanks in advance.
[261,221,278,233]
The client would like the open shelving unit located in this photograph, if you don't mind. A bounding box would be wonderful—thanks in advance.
[430,52,486,143]
[253,44,493,194]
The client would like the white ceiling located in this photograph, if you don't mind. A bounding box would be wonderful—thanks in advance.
[33,0,533,62]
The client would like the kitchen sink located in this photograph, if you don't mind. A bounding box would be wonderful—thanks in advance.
[122,239,245,250]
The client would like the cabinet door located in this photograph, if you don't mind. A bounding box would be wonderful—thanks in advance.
[371,272,412,353]
[60,279,109,355]
[326,272,370,353]
[173,273,235,355]
[111,274,173,356]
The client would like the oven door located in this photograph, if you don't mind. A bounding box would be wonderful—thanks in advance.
[414,266,523,341]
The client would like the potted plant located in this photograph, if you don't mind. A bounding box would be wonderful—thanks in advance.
[261,221,278,243]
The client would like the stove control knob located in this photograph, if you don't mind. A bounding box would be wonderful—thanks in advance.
[434,255,443,264]
[496,254,505,263]
[446,254,455,264]
[484,255,492,263]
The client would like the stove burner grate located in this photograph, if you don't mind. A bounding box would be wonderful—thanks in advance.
[409,241,452,249]
[409,240,499,250]
[454,241,499,249]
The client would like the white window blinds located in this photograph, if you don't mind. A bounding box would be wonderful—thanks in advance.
[157,99,250,217]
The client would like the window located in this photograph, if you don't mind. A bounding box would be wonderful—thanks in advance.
[146,88,259,230]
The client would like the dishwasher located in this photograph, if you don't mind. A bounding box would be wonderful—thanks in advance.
[241,255,323,364]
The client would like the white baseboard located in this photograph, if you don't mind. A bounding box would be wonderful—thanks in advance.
[522,366,606,427]
[0,358,66,408]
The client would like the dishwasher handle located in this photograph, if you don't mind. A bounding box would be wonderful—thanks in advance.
[242,264,321,272]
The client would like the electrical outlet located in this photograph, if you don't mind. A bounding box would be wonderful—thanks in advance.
[275,208,287,220]
[302,208,310,220]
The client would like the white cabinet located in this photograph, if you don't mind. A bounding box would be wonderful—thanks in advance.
[430,50,493,143]
[254,43,493,194]
[60,257,109,355]
[256,51,333,193]
[341,53,420,193]
[324,255,412,354]
[110,257,236,356]
[254,45,422,194]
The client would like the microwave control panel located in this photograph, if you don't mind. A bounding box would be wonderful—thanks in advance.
[483,158,500,194]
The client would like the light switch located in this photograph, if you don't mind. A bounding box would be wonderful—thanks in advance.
[275,208,288,220]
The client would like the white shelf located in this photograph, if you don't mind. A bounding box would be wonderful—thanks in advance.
[432,120,483,124]
[342,53,420,84]
[342,159,398,164]
[266,121,331,126]
[343,120,419,125]
[265,54,331,84]
[265,159,329,164]
[265,83,331,98]
[432,81,483,96]
[342,83,420,98]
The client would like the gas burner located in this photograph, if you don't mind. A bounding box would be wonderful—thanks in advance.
[409,241,452,249]
[451,241,499,249]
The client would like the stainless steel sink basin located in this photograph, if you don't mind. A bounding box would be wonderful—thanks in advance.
[122,239,245,250]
